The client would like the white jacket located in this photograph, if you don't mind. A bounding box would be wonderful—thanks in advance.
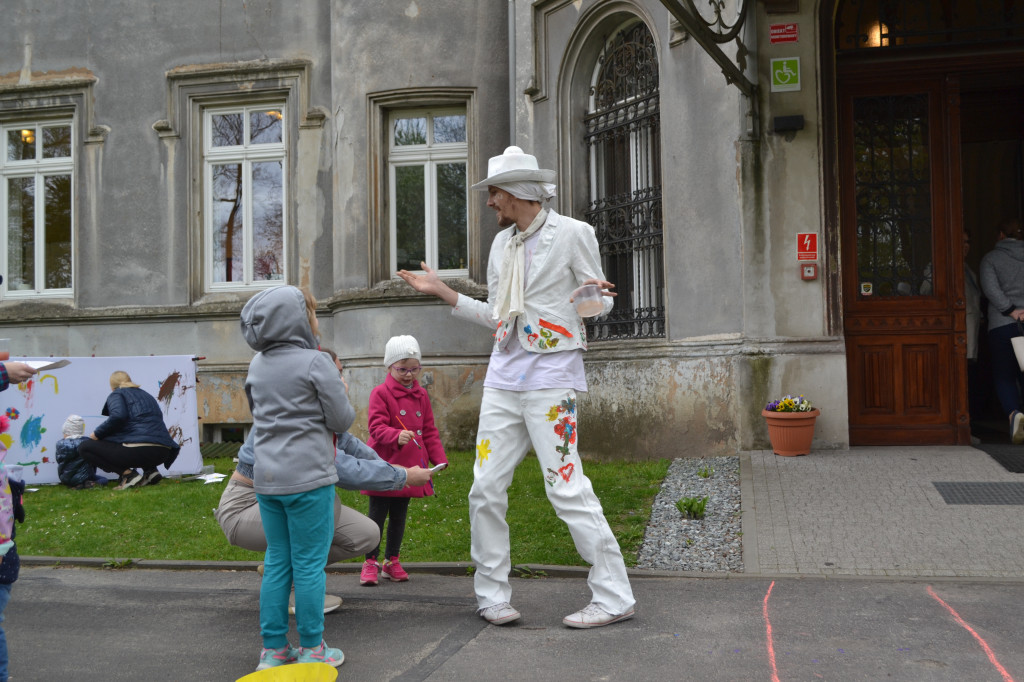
[452,209,612,353]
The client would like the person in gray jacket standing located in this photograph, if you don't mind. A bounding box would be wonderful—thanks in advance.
[216,349,432,613]
[240,286,352,671]
[980,218,1024,444]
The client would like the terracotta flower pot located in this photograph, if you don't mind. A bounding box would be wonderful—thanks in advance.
[761,408,820,456]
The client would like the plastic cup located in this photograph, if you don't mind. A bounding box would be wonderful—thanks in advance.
[0,338,9,362]
[571,285,604,318]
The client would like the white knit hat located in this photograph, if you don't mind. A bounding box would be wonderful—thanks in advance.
[63,414,86,438]
[384,335,421,368]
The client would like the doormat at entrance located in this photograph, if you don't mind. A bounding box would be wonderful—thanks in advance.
[972,443,1024,474]
[933,481,1024,505]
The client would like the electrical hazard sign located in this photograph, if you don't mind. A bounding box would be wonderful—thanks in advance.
[797,233,818,261]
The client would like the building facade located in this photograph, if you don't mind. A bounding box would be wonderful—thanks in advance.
[1,1,1020,458]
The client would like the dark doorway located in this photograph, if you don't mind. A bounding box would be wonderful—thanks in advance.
[960,74,1024,443]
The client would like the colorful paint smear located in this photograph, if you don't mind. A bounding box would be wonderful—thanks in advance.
[546,398,577,461]
[557,462,575,482]
[19,415,46,453]
[167,423,193,448]
[476,438,491,468]
[158,371,182,408]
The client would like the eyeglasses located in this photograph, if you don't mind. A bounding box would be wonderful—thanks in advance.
[393,366,422,375]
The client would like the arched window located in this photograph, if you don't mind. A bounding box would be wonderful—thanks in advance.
[583,20,664,340]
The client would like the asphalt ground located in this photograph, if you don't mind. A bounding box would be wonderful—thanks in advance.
[8,445,1024,681]
[10,566,1024,681]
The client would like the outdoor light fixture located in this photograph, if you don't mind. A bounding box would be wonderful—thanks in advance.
[866,21,889,47]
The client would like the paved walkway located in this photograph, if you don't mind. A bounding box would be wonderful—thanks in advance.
[743,445,1024,578]
[10,445,1024,681]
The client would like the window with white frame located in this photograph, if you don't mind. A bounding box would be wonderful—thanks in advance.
[1,121,74,296]
[388,109,468,275]
[203,104,286,289]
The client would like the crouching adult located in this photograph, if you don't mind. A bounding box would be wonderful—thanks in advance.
[79,371,180,490]
[216,429,432,612]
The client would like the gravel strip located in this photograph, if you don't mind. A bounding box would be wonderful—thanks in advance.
[636,456,743,573]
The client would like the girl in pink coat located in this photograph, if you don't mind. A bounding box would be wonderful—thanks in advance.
[360,336,447,585]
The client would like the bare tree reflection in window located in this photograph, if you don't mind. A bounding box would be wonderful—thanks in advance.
[212,163,243,283]
[44,174,72,288]
[252,160,283,280]
[436,162,467,270]
[6,177,35,290]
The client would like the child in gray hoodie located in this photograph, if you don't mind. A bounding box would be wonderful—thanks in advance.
[240,286,353,671]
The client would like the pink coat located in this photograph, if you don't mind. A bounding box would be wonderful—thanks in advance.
[362,374,447,498]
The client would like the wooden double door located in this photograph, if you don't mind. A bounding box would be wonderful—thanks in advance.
[839,55,1024,445]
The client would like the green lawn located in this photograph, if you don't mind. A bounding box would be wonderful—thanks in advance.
[18,451,668,567]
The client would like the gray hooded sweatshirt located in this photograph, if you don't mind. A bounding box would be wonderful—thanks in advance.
[980,238,1024,331]
[240,286,354,495]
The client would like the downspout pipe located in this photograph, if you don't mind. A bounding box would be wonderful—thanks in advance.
[508,0,516,145]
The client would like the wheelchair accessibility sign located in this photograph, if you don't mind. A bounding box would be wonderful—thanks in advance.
[770,57,800,93]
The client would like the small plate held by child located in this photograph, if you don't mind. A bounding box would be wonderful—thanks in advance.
[571,284,605,318]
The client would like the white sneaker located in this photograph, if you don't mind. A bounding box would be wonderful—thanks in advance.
[1012,411,1024,445]
[562,603,635,629]
[477,601,521,625]
[288,592,343,615]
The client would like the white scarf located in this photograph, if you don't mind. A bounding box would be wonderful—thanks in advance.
[493,209,548,323]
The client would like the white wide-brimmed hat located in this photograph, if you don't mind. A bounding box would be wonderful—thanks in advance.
[471,146,556,190]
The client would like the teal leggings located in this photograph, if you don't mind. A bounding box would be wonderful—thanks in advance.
[256,485,335,649]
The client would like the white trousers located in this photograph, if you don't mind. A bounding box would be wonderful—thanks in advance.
[469,387,635,615]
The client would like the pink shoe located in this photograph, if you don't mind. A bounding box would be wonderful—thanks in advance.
[382,556,409,581]
[359,558,379,586]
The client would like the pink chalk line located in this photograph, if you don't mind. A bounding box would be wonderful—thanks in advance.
[926,585,1015,682]
[763,580,780,682]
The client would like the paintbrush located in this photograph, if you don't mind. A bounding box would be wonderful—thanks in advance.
[395,414,422,449]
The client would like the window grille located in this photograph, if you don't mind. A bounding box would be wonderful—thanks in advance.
[584,21,664,340]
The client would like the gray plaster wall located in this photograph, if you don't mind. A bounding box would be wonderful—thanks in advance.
[327,1,511,293]
[0,1,512,448]
[3,0,333,309]
[509,0,849,454]
[0,0,853,457]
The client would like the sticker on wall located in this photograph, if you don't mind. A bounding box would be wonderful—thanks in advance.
[770,57,801,92]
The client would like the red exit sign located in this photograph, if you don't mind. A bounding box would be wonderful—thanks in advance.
[770,23,799,44]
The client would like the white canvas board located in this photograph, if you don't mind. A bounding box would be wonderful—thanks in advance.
[0,355,200,484]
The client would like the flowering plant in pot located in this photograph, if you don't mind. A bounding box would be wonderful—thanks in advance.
[762,394,819,456]
[764,394,815,413]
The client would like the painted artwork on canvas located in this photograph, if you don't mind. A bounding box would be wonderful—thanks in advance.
[0,356,201,484]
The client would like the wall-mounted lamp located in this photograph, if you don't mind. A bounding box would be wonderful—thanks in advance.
[772,115,805,134]
[20,129,35,145]
[866,21,889,47]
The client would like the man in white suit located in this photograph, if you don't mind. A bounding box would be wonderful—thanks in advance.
[397,146,635,629]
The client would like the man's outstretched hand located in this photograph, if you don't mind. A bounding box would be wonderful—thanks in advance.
[396,262,459,305]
